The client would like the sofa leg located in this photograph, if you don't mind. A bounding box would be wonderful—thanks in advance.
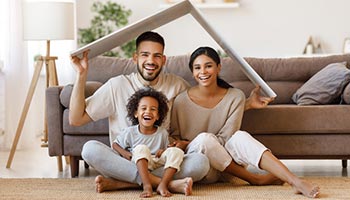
[70,156,80,178]
[342,159,348,168]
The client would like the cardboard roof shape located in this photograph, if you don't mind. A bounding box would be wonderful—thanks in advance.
[71,0,276,98]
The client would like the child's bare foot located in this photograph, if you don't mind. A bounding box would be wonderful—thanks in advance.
[157,183,172,197]
[95,175,139,193]
[292,179,320,198]
[250,173,285,186]
[168,177,193,196]
[140,185,153,198]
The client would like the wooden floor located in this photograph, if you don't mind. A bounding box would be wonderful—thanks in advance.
[0,139,349,178]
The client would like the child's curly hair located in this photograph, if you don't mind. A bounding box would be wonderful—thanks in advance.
[126,87,169,126]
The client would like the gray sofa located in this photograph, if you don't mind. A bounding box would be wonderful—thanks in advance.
[46,53,350,177]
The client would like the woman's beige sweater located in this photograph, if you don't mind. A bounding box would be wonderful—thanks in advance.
[170,88,246,145]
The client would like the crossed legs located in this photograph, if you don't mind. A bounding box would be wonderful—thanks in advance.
[82,140,208,196]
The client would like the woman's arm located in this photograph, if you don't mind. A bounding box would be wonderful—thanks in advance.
[245,85,274,111]
[168,140,189,151]
[216,89,246,145]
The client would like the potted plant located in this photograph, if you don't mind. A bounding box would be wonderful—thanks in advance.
[78,1,136,58]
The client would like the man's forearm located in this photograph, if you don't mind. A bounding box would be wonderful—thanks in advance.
[69,74,89,126]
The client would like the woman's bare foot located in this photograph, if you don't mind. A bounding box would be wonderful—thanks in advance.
[157,183,172,197]
[250,173,285,186]
[168,177,193,196]
[95,175,139,193]
[292,179,320,198]
[140,184,153,198]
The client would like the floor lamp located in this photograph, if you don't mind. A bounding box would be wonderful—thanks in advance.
[6,1,74,171]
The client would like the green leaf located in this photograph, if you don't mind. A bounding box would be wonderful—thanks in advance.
[78,0,134,58]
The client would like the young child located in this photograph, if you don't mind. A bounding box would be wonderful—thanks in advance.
[113,87,192,198]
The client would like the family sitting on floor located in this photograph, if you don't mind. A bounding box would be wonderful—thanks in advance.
[69,31,320,198]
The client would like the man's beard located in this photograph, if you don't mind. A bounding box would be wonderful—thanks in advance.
[137,63,162,82]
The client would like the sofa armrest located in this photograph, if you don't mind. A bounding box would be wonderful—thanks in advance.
[46,86,64,156]
[59,81,103,108]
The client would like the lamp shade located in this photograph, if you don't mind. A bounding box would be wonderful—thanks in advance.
[23,1,74,41]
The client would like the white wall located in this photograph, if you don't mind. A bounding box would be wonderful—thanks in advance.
[76,0,350,57]
[2,0,76,150]
[0,72,5,149]
[4,0,347,150]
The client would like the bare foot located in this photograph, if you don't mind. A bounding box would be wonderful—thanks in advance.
[168,177,193,196]
[250,173,285,186]
[157,183,172,197]
[292,179,320,198]
[95,175,139,193]
[140,185,153,198]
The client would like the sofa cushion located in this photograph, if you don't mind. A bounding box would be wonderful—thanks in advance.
[63,109,109,134]
[60,81,103,108]
[87,56,136,83]
[291,62,350,105]
[242,105,350,134]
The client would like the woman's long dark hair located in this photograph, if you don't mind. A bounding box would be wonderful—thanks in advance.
[189,47,232,89]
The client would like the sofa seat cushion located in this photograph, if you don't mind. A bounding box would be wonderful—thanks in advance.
[63,109,109,135]
[253,134,350,158]
[63,135,110,156]
[241,105,350,134]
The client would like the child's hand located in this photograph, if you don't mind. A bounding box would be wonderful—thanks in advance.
[168,140,189,151]
[121,151,132,161]
[155,149,165,158]
[112,142,132,160]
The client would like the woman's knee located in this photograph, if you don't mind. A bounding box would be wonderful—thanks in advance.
[194,132,220,147]
[187,133,223,159]
[233,130,251,139]
[226,131,251,147]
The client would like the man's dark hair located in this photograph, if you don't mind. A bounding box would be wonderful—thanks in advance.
[126,87,169,126]
[136,31,165,50]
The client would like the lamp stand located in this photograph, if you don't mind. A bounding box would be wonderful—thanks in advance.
[6,40,65,171]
